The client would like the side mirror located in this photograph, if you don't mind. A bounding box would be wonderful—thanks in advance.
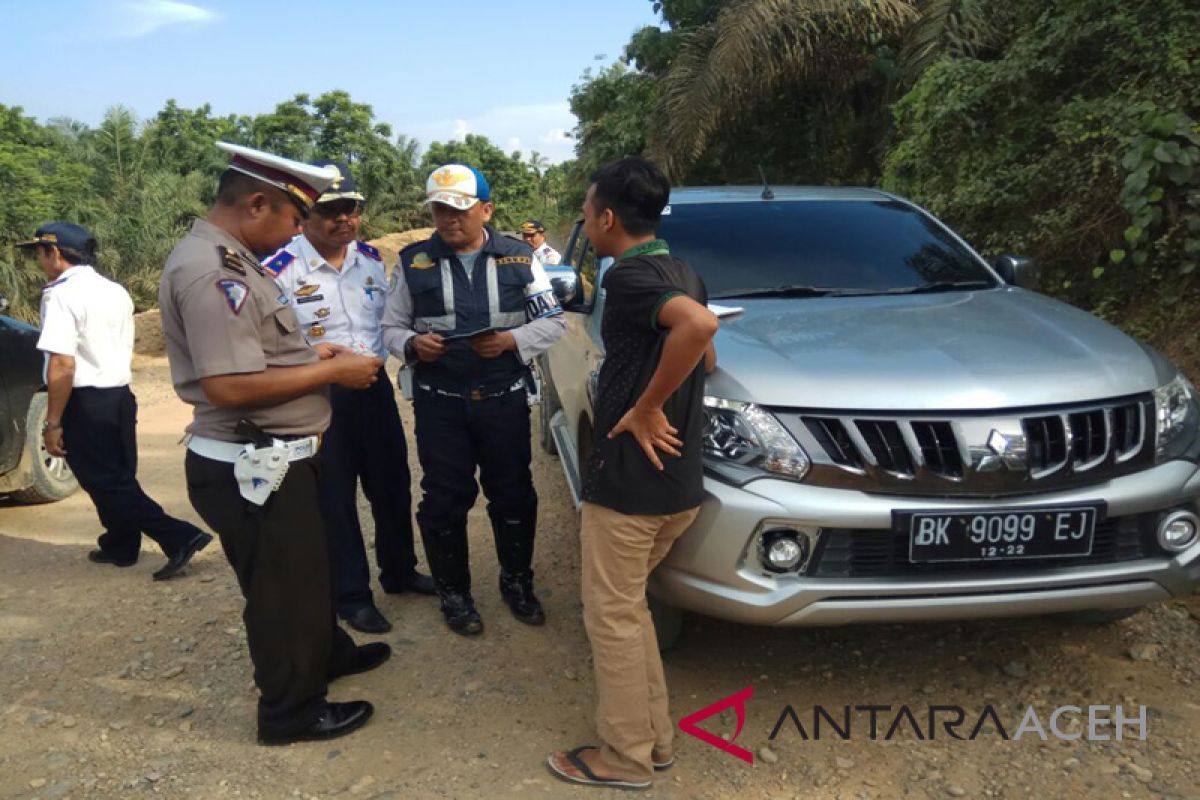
[993,254,1039,290]
[545,263,578,306]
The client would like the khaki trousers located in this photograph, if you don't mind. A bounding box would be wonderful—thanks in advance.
[580,501,700,780]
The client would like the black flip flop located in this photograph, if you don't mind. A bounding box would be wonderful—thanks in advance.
[547,746,652,791]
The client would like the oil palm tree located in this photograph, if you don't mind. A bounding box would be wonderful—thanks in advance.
[650,0,1004,177]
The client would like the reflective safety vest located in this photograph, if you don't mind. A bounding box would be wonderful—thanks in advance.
[400,228,555,391]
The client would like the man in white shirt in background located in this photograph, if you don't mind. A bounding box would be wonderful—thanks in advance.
[19,222,211,580]
[520,219,561,265]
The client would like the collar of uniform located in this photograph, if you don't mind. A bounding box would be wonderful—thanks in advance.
[428,226,506,259]
[43,264,94,291]
[189,218,257,260]
[618,239,670,262]
[296,234,356,275]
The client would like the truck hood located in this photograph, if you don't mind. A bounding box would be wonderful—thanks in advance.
[704,287,1173,410]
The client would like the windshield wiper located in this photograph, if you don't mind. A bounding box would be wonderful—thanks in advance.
[882,280,996,295]
[711,285,839,299]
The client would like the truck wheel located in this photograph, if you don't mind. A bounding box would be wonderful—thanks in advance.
[538,359,560,456]
[650,595,684,652]
[12,392,79,504]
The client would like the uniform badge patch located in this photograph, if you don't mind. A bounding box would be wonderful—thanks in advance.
[411,253,436,270]
[315,307,331,319]
[295,283,320,297]
[309,323,326,337]
[497,256,532,266]
[356,241,382,261]
[216,279,250,315]
[263,249,295,277]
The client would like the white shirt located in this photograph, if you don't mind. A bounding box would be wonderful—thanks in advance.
[36,265,134,388]
[534,242,561,265]
[270,235,389,358]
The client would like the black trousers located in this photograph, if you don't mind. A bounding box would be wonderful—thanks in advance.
[62,386,203,561]
[412,383,538,593]
[185,450,358,737]
[319,370,418,615]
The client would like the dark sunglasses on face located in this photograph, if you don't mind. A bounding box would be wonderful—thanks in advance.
[314,200,364,219]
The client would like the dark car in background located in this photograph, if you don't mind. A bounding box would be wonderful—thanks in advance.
[0,295,78,503]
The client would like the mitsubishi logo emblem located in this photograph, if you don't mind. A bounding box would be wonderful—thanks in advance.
[976,429,1027,472]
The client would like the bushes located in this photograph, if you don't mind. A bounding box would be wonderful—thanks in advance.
[882,0,1200,331]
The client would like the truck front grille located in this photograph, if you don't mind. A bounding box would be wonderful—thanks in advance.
[789,395,1154,496]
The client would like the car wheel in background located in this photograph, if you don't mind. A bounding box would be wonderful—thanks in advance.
[12,392,79,504]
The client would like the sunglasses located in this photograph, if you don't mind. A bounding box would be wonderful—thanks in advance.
[521,232,539,239]
[313,200,364,219]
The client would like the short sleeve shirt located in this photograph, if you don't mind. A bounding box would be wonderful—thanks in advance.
[270,235,389,357]
[36,265,134,388]
[158,219,330,441]
[582,242,709,515]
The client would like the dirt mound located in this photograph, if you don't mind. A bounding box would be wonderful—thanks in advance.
[368,228,434,271]
[134,309,165,357]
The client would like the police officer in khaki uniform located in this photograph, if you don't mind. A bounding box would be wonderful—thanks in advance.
[158,142,390,745]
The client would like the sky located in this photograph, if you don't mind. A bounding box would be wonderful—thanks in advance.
[0,0,661,163]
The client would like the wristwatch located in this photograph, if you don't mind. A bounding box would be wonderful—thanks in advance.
[42,419,62,433]
[404,336,419,363]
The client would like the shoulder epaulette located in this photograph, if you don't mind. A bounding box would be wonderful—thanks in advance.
[263,249,295,277]
[356,241,382,261]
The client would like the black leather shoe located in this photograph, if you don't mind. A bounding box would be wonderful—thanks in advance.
[340,605,393,634]
[152,532,213,581]
[88,549,137,567]
[381,571,437,596]
[499,573,546,626]
[439,591,483,636]
[257,700,374,746]
[330,642,392,681]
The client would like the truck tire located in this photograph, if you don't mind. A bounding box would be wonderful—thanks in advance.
[11,392,79,504]
[537,358,559,456]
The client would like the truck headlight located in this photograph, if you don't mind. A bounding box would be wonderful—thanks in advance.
[1154,374,1199,462]
[702,397,810,483]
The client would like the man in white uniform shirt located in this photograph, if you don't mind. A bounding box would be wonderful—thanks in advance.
[267,162,434,635]
[520,219,561,265]
[20,222,211,580]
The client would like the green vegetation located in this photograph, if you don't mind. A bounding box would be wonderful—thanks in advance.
[566,0,1199,372]
[0,91,572,322]
[4,0,1198,377]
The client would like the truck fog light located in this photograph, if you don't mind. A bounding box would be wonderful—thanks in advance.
[761,529,809,573]
[1158,510,1199,553]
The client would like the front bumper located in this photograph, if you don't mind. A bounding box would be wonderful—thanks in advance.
[649,460,1200,626]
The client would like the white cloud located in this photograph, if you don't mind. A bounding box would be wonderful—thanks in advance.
[404,102,578,164]
[110,0,219,38]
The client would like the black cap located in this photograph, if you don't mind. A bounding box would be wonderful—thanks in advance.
[16,222,97,254]
[520,220,546,235]
[311,160,365,203]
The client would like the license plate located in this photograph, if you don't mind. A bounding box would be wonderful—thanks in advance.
[904,505,1099,563]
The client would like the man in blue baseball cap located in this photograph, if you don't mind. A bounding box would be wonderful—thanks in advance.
[382,163,566,636]
[19,222,212,580]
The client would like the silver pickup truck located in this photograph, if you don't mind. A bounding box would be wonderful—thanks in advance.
[539,186,1200,647]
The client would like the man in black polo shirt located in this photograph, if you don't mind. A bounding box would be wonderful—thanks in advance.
[548,158,718,790]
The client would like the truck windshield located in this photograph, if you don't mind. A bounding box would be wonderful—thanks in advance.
[657,199,997,299]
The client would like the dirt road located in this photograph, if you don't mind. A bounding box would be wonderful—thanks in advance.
[2,356,1199,800]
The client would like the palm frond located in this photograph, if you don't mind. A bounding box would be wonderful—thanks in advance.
[898,0,1004,79]
[651,0,917,178]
